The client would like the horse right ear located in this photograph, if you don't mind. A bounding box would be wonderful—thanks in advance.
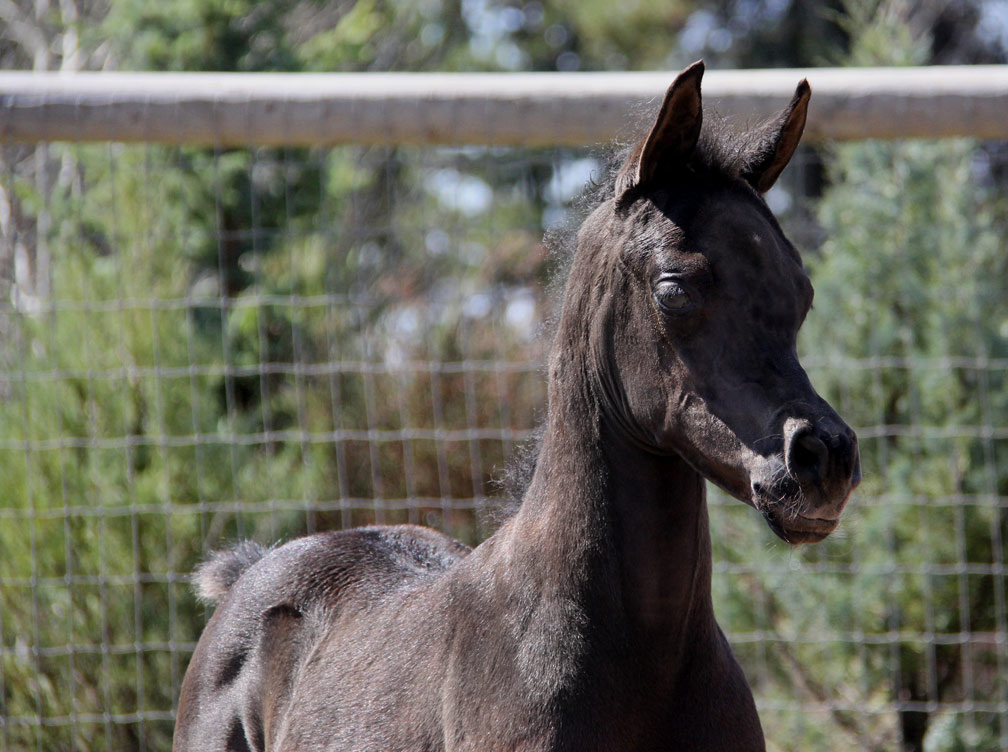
[615,60,705,200]
[740,79,811,194]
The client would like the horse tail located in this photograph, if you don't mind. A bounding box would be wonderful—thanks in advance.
[193,540,268,604]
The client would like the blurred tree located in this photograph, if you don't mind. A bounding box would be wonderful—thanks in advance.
[789,2,1008,749]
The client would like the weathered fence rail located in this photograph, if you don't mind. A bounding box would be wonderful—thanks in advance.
[2,65,1008,146]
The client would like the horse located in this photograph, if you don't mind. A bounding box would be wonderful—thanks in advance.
[173,61,861,752]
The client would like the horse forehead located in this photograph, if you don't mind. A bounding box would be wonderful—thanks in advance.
[691,199,805,285]
[698,194,786,253]
[630,189,796,267]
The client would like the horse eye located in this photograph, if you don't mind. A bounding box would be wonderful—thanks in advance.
[654,281,695,313]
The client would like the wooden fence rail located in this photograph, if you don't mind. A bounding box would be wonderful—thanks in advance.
[2,66,1007,146]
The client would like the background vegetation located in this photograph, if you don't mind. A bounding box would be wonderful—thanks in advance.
[1,0,1007,750]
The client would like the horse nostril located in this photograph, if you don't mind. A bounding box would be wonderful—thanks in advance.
[786,428,829,485]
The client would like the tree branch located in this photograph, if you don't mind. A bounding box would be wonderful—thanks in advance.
[0,0,49,67]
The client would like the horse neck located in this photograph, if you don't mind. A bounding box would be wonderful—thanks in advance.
[504,377,715,656]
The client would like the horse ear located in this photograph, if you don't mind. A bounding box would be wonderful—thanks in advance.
[741,79,811,194]
[615,60,704,198]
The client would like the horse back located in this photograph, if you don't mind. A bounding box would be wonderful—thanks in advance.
[173,525,470,752]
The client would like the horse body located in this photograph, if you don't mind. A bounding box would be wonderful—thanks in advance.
[175,61,860,752]
[177,456,757,752]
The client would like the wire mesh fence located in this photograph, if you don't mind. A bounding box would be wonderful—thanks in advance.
[1,125,1007,749]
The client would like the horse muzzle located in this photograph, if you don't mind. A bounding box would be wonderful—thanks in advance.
[750,416,861,544]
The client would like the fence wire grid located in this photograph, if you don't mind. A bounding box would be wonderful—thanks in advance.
[1,128,1007,752]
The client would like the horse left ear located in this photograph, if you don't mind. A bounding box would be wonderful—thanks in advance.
[741,79,811,194]
[615,60,705,198]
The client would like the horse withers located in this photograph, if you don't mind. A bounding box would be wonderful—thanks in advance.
[174,61,860,752]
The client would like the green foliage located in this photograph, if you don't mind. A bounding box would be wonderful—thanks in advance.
[105,0,300,71]
[1,145,551,752]
[786,134,1008,750]
[500,0,695,70]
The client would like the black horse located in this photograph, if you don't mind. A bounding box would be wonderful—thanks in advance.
[174,61,860,752]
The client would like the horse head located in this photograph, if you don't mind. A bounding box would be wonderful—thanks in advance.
[558,61,861,544]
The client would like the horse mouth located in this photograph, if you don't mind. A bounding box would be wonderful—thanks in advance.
[750,464,853,545]
[760,508,839,545]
